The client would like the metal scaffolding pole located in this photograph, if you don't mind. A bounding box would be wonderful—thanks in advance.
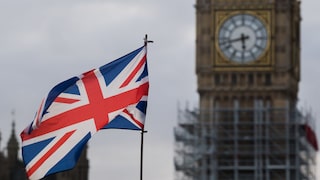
[174,104,317,180]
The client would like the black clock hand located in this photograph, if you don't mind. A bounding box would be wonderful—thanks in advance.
[240,33,249,50]
[220,34,249,45]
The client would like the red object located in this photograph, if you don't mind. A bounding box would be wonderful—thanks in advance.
[305,124,319,151]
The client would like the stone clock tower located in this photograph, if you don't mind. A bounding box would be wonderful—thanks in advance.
[196,0,300,115]
[174,0,317,180]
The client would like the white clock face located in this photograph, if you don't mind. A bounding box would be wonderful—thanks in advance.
[218,13,268,63]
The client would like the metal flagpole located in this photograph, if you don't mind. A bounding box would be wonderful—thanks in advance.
[140,130,147,180]
[140,34,153,180]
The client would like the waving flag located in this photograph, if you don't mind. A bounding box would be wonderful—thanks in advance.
[20,46,149,180]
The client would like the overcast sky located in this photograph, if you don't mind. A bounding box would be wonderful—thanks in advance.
[0,0,319,180]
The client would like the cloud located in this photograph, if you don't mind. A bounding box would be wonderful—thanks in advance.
[0,0,318,180]
[0,1,197,179]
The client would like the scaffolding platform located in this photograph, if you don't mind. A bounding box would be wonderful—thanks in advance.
[174,101,317,180]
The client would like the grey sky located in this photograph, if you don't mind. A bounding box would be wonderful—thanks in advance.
[0,0,318,179]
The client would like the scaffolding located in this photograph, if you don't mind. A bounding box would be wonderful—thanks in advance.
[174,101,317,180]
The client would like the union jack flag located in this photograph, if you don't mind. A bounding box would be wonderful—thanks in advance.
[20,46,149,180]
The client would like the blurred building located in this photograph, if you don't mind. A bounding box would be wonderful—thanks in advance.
[0,117,89,180]
[174,0,318,179]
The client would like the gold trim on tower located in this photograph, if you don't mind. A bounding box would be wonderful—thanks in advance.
[213,10,273,71]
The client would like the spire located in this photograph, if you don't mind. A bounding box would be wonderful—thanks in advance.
[0,130,2,150]
[7,110,19,162]
[10,110,17,136]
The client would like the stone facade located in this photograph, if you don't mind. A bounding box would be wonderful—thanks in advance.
[176,0,316,179]
[195,0,301,110]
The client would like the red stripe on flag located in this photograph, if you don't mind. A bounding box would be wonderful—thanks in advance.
[27,130,76,177]
[21,79,149,140]
[120,55,146,88]
[35,99,45,127]
[123,109,144,129]
[54,97,80,104]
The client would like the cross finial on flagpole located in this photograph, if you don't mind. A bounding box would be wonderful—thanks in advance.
[144,34,154,46]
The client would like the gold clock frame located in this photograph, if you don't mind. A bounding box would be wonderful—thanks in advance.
[213,10,273,71]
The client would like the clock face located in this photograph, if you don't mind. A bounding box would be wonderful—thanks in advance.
[217,13,268,63]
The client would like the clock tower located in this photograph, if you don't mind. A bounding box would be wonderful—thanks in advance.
[174,0,317,180]
[196,0,300,112]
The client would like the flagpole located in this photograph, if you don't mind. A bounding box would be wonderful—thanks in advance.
[140,130,147,180]
[140,34,152,180]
